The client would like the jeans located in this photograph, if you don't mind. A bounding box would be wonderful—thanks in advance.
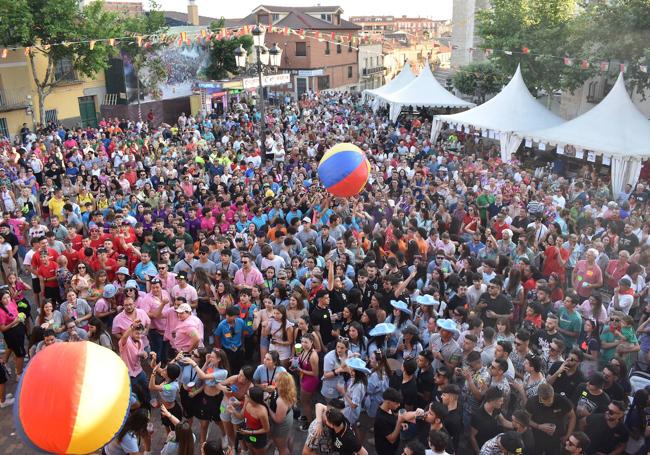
[149,330,168,364]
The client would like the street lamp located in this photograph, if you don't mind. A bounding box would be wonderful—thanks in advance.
[235,24,283,155]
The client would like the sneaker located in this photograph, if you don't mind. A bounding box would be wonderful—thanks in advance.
[0,398,14,408]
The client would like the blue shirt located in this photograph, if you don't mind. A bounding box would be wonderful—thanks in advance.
[214,318,248,351]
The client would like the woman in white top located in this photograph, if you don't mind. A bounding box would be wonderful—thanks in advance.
[103,409,149,455]
[264,305,294,367]
[321,338,350,400]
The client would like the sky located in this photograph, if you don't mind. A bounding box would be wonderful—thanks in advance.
[150,0,454,21]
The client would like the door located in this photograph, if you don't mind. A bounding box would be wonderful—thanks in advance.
[78,96,97,128]
[296,77,307,98]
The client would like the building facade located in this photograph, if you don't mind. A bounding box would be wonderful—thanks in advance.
[0,48,105,138]
[450,0,490,70]
[358,43,384,91]
[238,5,361,97]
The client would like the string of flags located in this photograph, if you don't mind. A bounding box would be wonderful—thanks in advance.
[0,22,646,73]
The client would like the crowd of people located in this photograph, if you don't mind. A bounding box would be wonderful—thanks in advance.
[0,89,648,455]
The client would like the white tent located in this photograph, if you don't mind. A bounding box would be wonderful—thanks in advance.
[431,65,565,162]
[363,63,415,109]
[516,72,650,197]
[377,61,474,122]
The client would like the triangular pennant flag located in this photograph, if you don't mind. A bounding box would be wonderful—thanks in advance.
[580,59,589,69]
[347,33,352,43]
[331,32,336,41]
[24,47,30,56]
[599,61,609,72]
[504,50,513,55]
[563,57,572,66]
[640,65,648,73]
[283,26,288,35]
[298,29,305,39]
[521,47,530,54]
[484,48,493,57]
[108,38,115,46]
[200,29,207,38]
[1,49,7,58]
[620,62,627,72]
[180,31,187,42]
[136,35,143,47]
[89,40,96,50]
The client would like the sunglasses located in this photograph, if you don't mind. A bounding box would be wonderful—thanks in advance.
[78,266,86,270]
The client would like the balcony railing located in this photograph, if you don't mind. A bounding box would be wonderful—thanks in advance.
[0,89,30,112]
[363,66,385,76]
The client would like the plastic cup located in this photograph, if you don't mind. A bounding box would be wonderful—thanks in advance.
[295,343,303,354]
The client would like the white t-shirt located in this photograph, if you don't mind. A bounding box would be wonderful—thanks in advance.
[23,249,37,278]
[609,293,634,315]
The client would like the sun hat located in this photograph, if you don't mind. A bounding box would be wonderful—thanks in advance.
[175,303,193,313]
[368,322,397,337]
[436,318,460,334]
[345,357,371,375]
[102,284,117,299]
[116,267,130,276]
[390,300,412,316]
[125,280,139,290]
[415,295,439,307]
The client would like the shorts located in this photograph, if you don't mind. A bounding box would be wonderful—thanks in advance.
[240,431,267,448]
[160,402,183,430]
[180,387,202,419]
[196,392,223,422]
[4,324,26,357]
[307,420,334,453]
[31,277,41,295]
[260,336,270,349]
[220,399,244,425]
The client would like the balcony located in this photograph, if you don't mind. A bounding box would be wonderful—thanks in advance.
[0,89,30,112]
[362,66,385,77]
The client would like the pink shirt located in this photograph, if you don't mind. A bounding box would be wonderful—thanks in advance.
[119,336,144,377]
[156,273,178,293]
[163,306,180,342]
[171,284,198,303]
[0,299,18,326]
[112,309,151,337]
[233,267,264,288]
[174,315,204,352]
[139,291,171,332]
[94,298,110,315]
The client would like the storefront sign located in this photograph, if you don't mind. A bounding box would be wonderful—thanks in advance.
[242,73,291,89]
[297,69,324,77]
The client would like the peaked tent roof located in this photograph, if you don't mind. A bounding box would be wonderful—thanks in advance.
[516,72,650,158]
[364,63,416,98]
[435,65,565,133]
[379,61,475,110]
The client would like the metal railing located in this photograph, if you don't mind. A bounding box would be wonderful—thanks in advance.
[0,89,30,111]
[362,66,385,76]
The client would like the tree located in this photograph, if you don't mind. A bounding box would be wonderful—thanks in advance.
[453,62,507,102]
[119,0,168,115]
[0,0,122,126]
[571,0,650,98]
[204,18,253,80]
[476,0,594,96]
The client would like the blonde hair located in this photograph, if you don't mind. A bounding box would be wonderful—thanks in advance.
[275,371,297,407]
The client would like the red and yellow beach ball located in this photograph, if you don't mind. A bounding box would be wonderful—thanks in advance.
[14,341,131,454]
[317,143,370,197]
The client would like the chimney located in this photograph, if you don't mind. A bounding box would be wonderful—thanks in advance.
[187,0,199,26]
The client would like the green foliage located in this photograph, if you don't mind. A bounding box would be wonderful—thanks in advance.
[476,0,594,96]
[571,0,650,98]
[205,18,254,80]
[453,62,508,101]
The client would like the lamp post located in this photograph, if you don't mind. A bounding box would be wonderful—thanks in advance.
[234,25,282,155]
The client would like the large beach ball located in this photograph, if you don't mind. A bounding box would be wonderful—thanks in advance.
[14,341,131,454]
[318,143,370,197]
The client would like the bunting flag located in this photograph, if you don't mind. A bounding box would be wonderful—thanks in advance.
[521,47,530,54]
[200,29,207,38]
[298,28,305,39]
[24,47,31,56]
[641,65,648,73]
[108,38,115,46]
[331,32,336,41]
[600,61,609,71]
[89,40,96,50]
[1,49,7,59]
[620,62,627,72]
[563,57,572,66]
[283,26,288,36]
[580,59,589,69]
[136,35,143,47]
[504,50,513,55]
[484,48,493,57]
[314,31,322,41]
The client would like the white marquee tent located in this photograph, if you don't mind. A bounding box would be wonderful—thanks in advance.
[376,61,474,122]
[515,72,650,197]
[430,65,565,162]
[363,63,415,110]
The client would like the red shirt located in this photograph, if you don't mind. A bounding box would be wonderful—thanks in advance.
[68,234,83,251]
[31,248,59,270]
[63,250,79,271]
[91,258,118,281]
[37,261,59,288]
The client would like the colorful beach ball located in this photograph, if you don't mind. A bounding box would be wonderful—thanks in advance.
[317,143,370,197]
[14,341,131,454]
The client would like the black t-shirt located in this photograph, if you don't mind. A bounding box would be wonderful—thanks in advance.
[525,393,573,440]
[572,383,611,416]
[548,362,585,397]
[585,413,629,455]
[331,421,362,455]
[471,405,500,448]
[478,292,513,328]
[374,407,399,455]
[415,367,435,403]
[444,407,463,452]
[604,382,626,402]
[618,233,639,254]
[329,289,347,314]
[310,305,334,346]
[401,377,420,409]
[447,294,467,315]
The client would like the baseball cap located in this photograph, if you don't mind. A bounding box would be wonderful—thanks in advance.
[150,277,161,285]
[118,253,128,261]
[499,432,523,454]
[177,271,188,280]
[302,217,311,223]
[175,303,192,313]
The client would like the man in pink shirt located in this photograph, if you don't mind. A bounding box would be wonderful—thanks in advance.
[155,261,177,294]
[170,271,198,310]
[172,302,203,355]
[152,295,183,353]
[112,297,151,347]
[233,253,263,290]
[118,321,150,401]
[139,277,171,362]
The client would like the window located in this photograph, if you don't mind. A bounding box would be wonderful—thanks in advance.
[54,57,76,82]
[317,75,330,90]
[348,65,353,78]
[348,41,352,52]
[320,13,332,22]
[295,42,307,57]
[336,44,341,54]
[271,13,280,22]
[325,41,330,55]
[0,118,8,139]
[45,109,58,123]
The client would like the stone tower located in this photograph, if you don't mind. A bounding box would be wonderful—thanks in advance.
[450,0,491,70]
